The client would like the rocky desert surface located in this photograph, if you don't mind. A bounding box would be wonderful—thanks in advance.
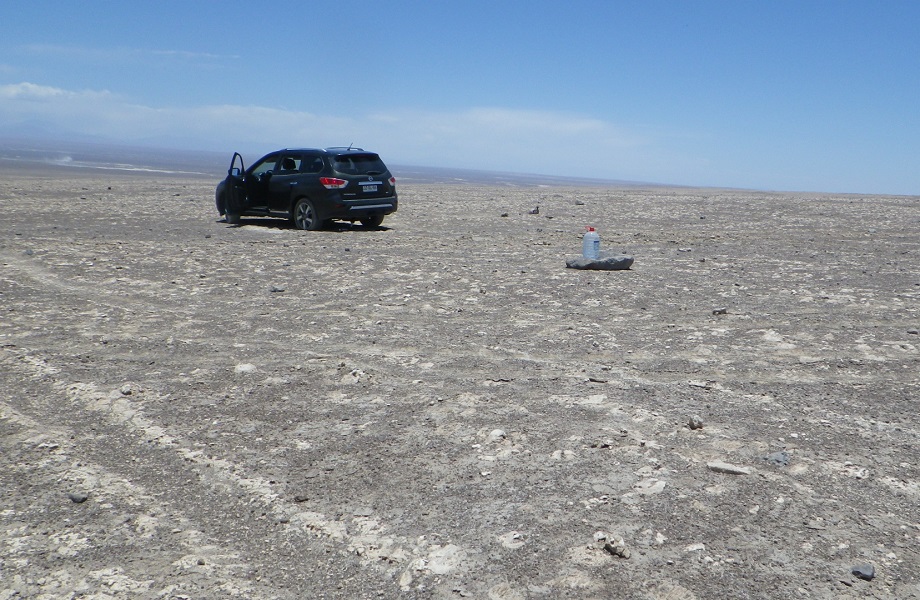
[1,165,918,599]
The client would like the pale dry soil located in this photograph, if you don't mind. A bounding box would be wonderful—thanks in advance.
[1,169,919,599]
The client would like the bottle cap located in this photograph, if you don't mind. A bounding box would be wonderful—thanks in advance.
[585,226,596,232]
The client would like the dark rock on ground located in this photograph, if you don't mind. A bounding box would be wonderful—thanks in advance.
[764,451,791,467]
[852,564,875,581]
[566,252,634,270]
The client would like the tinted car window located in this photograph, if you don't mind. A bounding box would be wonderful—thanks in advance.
[250,155,278,177]
[303,155,324,173]
[278,155,301,172]
[333,153,386,175]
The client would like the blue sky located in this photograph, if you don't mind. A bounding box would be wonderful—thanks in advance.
[1,1,918,194]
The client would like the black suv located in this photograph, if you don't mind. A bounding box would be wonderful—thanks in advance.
[216,147,397,229]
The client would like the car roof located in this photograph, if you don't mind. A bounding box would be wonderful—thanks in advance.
[276,147,376,155]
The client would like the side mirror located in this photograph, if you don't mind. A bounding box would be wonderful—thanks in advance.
[229,167,241,177]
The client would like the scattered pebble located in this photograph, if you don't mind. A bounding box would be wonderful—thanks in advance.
[852,564,875,581]
[270,286,285,293]
[634,479,667,495]
[498,531,526,549]
[487,429,507,443]
[688,416,704,430]
[707,461,751,475]
[67,492,89,504]
[528,206,539,214]
[604,540,631,559]
[907,328,919,335]
[595,531,631,558]
[712,307,728,315]
[763,451,791,467]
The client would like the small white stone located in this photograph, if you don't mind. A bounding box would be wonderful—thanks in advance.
[635,479,667,495]
[488,429,507,442]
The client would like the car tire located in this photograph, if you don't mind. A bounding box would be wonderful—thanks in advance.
[294,198,322,231]
[217,191,240,224]
[360,215,385,228]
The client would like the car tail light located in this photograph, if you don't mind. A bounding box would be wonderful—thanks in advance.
[389,176,396,187]
[320,177,348,189]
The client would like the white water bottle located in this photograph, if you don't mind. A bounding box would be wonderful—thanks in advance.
[582,226,600,259]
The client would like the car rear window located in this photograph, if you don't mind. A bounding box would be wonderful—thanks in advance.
[332,153,387,175]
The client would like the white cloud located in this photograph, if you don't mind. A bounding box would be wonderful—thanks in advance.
[0,82,65,99]
[0,82,113,100]
[356,108,654,178]
[21,44,237,63]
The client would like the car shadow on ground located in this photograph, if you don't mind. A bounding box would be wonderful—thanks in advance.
[218,217,390,232]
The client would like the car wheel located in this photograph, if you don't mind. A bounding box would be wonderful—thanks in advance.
[294,198,322,231]
[217,191,240,224]
[361,215,385,228]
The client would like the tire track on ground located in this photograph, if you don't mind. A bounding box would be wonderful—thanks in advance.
[1,346,475,596]
[0,400,269,599]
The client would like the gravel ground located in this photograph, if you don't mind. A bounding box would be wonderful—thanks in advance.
[1,167,919,599]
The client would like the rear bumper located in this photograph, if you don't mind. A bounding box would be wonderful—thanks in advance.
[325,194,398,219]
[348,201,396,213]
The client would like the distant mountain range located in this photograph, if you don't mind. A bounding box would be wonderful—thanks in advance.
[0,136,658,187]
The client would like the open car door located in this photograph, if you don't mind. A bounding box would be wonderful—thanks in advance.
[224,152,247,218]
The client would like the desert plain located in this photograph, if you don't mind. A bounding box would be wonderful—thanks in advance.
[1,164,919,599]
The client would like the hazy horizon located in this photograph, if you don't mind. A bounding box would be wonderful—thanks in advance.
[6,135,919,198]
[0,136,684,189]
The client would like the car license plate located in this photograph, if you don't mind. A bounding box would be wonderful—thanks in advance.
[362,185,378,192]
